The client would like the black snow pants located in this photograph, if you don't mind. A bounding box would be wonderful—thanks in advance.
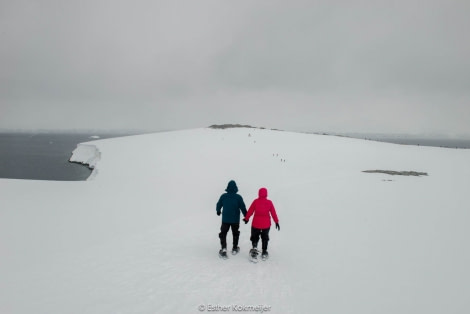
[219,223,240,249]
[250,227,270,251]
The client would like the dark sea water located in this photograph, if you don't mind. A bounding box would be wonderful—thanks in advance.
[0,132,131,181]
[1,132,469,181]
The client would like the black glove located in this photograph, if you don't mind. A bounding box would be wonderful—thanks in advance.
[217,211,221,216]
[276,223,280,231]
[243,218,248,224]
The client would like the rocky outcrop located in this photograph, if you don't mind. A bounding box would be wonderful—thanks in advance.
[363,170,428,176]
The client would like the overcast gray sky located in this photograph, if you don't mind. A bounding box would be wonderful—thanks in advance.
[1,0,469,135]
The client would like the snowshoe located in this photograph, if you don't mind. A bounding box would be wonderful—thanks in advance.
[219,248,228,259]
[261,250,269,261]
[231,247,240,255]
[249,248,259,263]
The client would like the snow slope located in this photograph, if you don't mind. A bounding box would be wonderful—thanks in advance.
[1,128,470,314]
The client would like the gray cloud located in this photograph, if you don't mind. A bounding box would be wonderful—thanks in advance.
[1,0,469,135]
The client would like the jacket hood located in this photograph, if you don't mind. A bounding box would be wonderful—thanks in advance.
[225,180,238,193]
[258,187,268,198]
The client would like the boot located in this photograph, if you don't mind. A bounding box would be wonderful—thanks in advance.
[219,247,228,259]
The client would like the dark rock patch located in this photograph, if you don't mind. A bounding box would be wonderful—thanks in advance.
[363,170,428,176]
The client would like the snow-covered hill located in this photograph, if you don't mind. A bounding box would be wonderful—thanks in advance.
[1,128,469,314]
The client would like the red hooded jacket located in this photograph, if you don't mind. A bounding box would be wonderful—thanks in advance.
[245,188,279,229]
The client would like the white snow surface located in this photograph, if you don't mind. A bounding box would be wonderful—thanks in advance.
[1,128,470,314]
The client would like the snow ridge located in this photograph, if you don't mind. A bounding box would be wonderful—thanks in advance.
[69,144,101,180]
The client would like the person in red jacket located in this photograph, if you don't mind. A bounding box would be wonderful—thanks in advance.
[243,187,280,259]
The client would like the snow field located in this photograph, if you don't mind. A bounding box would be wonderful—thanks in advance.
[1,128,470,313]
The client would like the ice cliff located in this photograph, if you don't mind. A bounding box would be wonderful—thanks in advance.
[69,144,101,180]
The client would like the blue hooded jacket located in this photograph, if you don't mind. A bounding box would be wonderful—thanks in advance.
[216,180,247,223]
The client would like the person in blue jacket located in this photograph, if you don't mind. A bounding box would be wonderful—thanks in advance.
[216,180,247,256]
